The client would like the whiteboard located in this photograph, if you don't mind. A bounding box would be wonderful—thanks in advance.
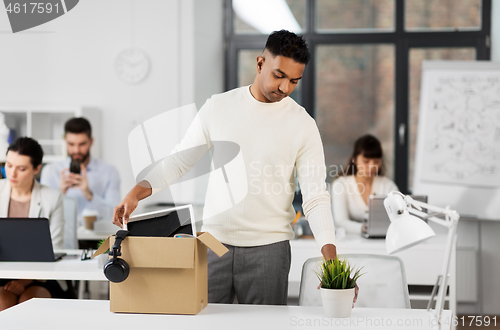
[413,61,500,220]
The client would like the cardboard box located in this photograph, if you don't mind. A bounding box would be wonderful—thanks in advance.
[92,232,228,314]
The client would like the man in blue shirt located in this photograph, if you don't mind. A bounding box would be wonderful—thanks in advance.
[41,117,121,222]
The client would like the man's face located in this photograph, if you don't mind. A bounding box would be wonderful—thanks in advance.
[65,132,93,163]
[255,50,305,103]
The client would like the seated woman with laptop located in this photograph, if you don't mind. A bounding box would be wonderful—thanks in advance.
[0,137,64,310]
[331,134,398,235]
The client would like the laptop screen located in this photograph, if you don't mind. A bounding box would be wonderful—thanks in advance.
[366,195,428,238]
[0,218,62,262]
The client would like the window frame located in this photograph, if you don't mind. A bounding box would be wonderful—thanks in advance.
[224,0,491,193]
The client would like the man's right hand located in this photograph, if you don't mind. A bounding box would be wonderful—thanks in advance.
[112,181,153,228]
[59,168,73,194]
[113,195,139,228]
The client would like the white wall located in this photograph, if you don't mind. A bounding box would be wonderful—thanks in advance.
[0,0,224,209]
[194,0,225,109]
[192,0,224,207]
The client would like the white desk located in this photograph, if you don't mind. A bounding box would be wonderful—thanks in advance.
[0,298,452,330]
[0,249,107,298]
[77,226,114,241]
[290,234,456,313]
[0,250,106,281]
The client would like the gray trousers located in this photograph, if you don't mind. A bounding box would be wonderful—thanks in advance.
[207,240,291,305]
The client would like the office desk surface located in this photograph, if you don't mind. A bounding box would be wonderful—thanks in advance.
[0,298,451,330]
[77,226,114,241]
[0,249,106,281]
[290,234,452,285]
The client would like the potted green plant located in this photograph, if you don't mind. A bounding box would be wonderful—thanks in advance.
[316,258,363,318]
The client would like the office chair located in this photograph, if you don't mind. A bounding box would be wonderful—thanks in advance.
[62,196,78,249]
[61,196,78,298]
[298,254,411,309]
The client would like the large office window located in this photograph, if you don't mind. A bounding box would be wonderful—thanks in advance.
[316,44,395,179]
[225,0,491,193]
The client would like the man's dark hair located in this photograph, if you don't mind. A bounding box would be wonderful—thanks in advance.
[265,30,310,65]
[65,117,92,138]
[7,137,44,168]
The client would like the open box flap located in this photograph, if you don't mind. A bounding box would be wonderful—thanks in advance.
[91,233,226,267]
[196,232,228,257]
[91,236,111,258]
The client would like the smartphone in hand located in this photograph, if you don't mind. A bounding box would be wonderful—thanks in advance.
[69,159,81,175]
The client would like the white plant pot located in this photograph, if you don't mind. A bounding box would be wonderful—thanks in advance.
[320,287,355,318]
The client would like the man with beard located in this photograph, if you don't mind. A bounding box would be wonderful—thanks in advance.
[41,117,120,222]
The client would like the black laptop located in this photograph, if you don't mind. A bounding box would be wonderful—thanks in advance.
[127,205,197,238]
[0,218,66,262]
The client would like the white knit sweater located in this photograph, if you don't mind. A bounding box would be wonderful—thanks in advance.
[144,86,336,248]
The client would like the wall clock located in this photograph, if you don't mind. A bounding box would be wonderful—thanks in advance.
[115,48,150,85]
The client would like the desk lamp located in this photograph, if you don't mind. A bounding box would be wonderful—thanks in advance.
[383,191,459,324]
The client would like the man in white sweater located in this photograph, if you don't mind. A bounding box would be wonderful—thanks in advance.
[113,30,348,305]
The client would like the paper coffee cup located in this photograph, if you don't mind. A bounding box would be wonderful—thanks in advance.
[82,209,98,230]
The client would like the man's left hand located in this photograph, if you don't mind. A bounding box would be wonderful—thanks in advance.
[321,243,337,261]
[320,243,358,305]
